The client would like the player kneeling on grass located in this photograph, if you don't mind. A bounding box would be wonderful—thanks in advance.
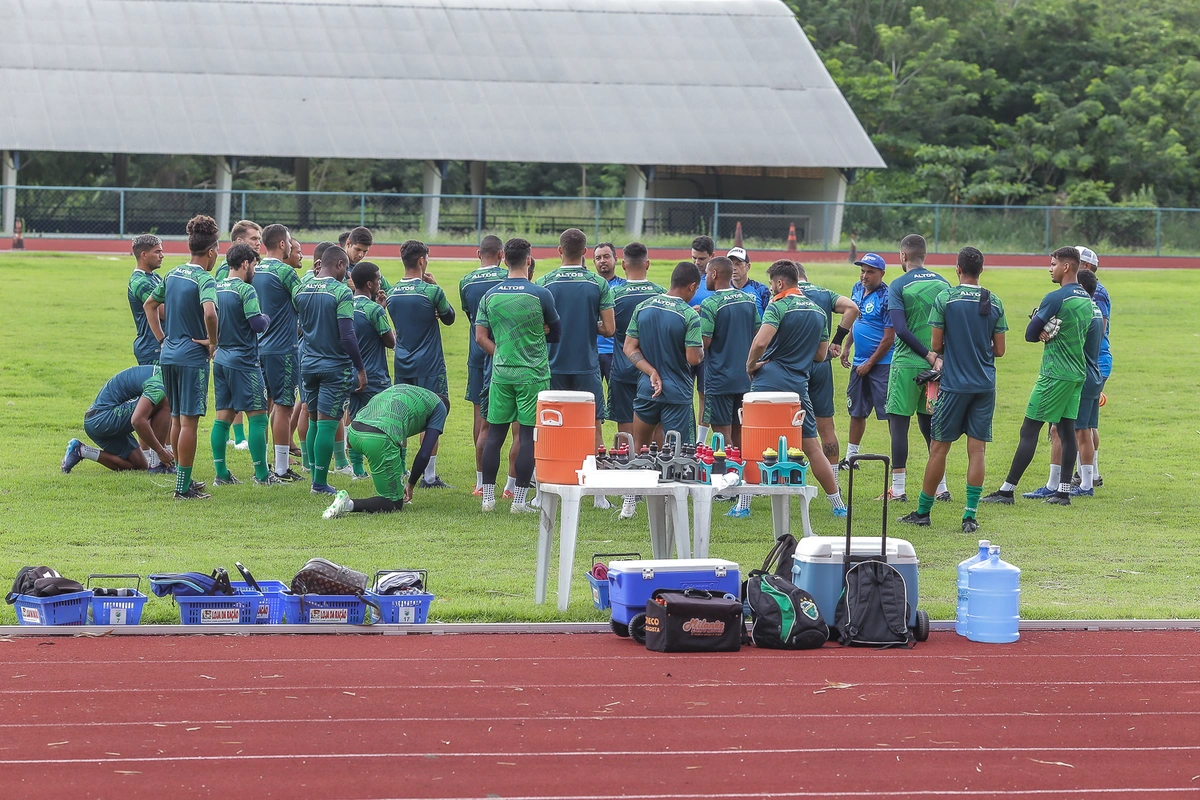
[323,385,448,518]
[897,247,1007,534]
[63,366,175,474]
[211,243,277,487]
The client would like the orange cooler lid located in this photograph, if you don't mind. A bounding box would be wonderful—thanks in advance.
[742,391,799,404]
[537,391,595,403]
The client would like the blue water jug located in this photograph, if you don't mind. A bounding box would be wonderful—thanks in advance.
[956,540,991,637]
[966,546,1021,644]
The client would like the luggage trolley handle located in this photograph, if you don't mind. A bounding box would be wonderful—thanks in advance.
[86,573,142,593]
[845,454,891,561]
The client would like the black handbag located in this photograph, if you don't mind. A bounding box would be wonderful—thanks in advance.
[644,588,743,653]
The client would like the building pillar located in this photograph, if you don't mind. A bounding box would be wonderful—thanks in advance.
[624,165,648,236]
[468,160,486,196]
[422,160,446,237]
[295,157,311,228]
[820,168,849,249]
[215,156,233,234]
[1,151,16,237]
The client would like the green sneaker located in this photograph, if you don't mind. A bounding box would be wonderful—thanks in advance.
[323,490,352,520]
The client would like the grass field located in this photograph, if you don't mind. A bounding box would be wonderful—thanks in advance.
[1,252,1198,624]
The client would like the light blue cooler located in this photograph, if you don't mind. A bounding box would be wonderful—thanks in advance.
[607,558,739,637]
[792,536,927,640]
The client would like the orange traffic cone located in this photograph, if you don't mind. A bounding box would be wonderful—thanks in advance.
[786,222,797,252]
[734,221,744,248]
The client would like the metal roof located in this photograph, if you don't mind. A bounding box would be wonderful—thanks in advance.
[0,0,886,169]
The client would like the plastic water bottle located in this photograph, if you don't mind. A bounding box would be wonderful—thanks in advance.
[966,546,1021,643]
[956,540,991,637]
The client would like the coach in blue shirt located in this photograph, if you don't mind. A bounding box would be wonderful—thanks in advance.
[840,252,895,467]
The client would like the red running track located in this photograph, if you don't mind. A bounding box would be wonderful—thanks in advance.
[0,630,1198,798]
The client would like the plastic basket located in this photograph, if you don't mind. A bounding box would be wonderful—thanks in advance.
[176,591,260,625]
[87,574,147,625]
[369,569,433,624]
[283,593,369,625]
[13,590,91,626]
[587,553,640,611]
[231,580,288,624]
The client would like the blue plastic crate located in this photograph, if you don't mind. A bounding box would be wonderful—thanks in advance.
[368,590,434,624]
[587,554,640,612]
[176,591,260,625]
[13,590,91,626]
[87,573,147,625]
[231,580,288,624]
[283,593,369,625]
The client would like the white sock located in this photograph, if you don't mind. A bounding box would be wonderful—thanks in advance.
[593,495,611,509]
[621,495,637,510]
[846,443,860,458]
[476,471,483,491]
[144,449,161,468]
[827,491,845,510]
[1058,482,1072,495]
[1093,450,1100,478]
[513,486,528,505]
[505,476,517,493]
[1080,464,1094,491]
[1000,481,1016,493]
[937,474,948,494]
[345,499,355,512]
[274,445,291,476]
[736,494,751,512]
[892,471,906,496]
[166,445,174,454]
[482,484,495,504]
[424,455,438,482]
[80,444,101,461]
[1047,465,1061,491]
[697,425,710,446]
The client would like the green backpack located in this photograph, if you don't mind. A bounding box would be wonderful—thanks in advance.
[744,570,829,650]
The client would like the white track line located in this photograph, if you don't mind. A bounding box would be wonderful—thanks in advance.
[345,791,1200,799]
[2,745,1199,767]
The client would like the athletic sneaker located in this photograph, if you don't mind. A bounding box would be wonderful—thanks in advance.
[980,491,1014,505]
[61,439,83,473]
[1070,472,1082,487]
[962,517,980,534]
[502,489,515,500]
[481,498,496,513]
[148,464,173,475]
[174,487,211,500]
[619,501,637,520]
[323,490,352,520]
[419,476,452,489]
[275,469,303,483]
[593,496,612,510]
[190,480,207,492]
[831,506,848,518]
[897,511,931,527]
[333,465,356,477]
[530,493,542,509]
[1069,486,1094,497]
[234,441,250,451]
[876,490,907,503]
[351,472,371,481]
[472,487,484,497]
[936,491,953,502]
[213,474,242,486]
[725,507,751,519]
[510,502,537,515]
[1044,494,1072,506]
[1094,475,1104,487]
[310,483,338,495]
[836,458,860,471]
[253,473,283,487]
[1022,486,1056,500]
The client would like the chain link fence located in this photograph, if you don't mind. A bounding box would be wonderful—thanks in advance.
[3,185,1198,256]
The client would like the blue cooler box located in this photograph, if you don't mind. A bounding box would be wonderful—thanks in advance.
[608,559,740,627]
[791,537,920,629]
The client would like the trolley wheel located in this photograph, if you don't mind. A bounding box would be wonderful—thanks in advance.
[629,613,648,645]
[610,618,630,638]
[914,609,930,642]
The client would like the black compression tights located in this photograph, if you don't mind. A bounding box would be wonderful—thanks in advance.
[1005,416,1077,488]
[482,423,536,488]
[350,496,403,513]
[888,413,932,471]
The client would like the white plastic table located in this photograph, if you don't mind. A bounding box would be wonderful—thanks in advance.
[689,482,820,558]
[534,482,691,611]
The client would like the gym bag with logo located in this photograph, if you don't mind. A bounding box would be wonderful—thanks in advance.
[644,588,742,653]
[745,570,828,649]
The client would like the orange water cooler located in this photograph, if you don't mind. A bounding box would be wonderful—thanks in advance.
[534,390,596,485]
[739,391,804,484]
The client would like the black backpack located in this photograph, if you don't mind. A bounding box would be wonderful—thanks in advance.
[6,566,86,604]
[745,570,828,649]
[761,534,799,581]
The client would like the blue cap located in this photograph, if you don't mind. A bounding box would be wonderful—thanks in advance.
[854,252,887,272]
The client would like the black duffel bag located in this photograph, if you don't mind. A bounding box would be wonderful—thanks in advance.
[642,588,743,653]
[6,566,86,604]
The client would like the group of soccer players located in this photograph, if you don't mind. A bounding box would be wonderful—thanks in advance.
[60,218,1111,533]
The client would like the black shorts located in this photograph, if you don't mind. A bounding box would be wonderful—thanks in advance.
[607,379,638,424]
[847,363,889,420]
[633,397,696,443]
[598,352,613,382]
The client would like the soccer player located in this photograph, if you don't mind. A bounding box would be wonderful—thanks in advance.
[254,223,305,483]
[883,234,951,502]
[214,220,262,282]
[323,385,449,518]
[61,365,174,474]
[796,263,858,465]
[346,260,396,479]
[1076,246,1109,487]
[143,215,220,500]
[475,237,561,513]
[624,261,704,449]
[459,235,509,494]
[386,239,455,488]
[294,244,368,495]
[745,260,847,518]
[210,243,276,486]
[538,229,616,450]
[690,235,716,442]
[1067,269,1105,496]
[698,256,758,458]
[840,253,894,469]
[128,234,165,365]
[728,247,771,317]
[983,246,1094,506]
[593,242,624,389]
[898,247,1007,532]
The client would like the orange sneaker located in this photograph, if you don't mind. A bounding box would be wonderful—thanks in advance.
[472,487,484,497]
[502,489,515,500]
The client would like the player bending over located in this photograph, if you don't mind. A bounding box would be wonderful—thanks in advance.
[62,366,174,474]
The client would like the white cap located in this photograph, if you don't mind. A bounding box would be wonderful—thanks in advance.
[727,247,749,262]
[1075,245,1099,266]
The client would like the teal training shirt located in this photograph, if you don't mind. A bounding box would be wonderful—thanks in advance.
[295,276,355,373]
[150,264,217,367]
[928,285,1008,394]
[458,265,508,370]
[537,266,615,375]
[386,278,453,379]
[753,292,828,390]
[215,277,263,369]
[1082,302,1105,396]
[128,269,163,364]
[625,295,702,405]
[699,288,759,394]
[253,258,302,355]
[90,365,165,412]
[354,294,394,392]
[610,281,666,384]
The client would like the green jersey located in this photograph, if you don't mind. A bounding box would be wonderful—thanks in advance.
[214,260,231,282]
[295,276,355,372]
[699,288,759,394]
[254,258,302,355]
[128,268,163,365]
[475,278,559,385]
[459,265,509,369]
[150,264,218,367]
[625,294,702,405]
[353,295,393,392]
[90,365,166,413]
[536,266,615,375]
[887,267,951,368]
[354,384,448,457]
[754,292,828,389]
[385,278,453,379]
[215,277,263,369]
[928,285,1008,393]
[611,280,667,384]
[1034,283,1094,382]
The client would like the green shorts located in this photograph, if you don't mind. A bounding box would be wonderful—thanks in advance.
[487,379,549,427]
[302,367,353,418]
[161,363,209,418]
[347,426,406,502]
[1026,375,1083,424]
[465,365,489,404]
[886,363,935,417]
[214,363,268,413]
[931,389,995,443]
[260,352,299,407]
[702,393,744,427]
